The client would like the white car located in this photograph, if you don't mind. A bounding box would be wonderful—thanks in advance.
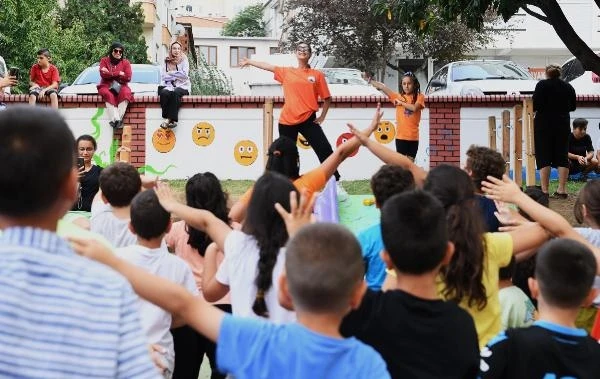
[59,63,161,96]
[320,68,381,96]
[425,60,538,96]
[561,55,599,95]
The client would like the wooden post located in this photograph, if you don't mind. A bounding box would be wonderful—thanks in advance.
[523,98,536,186]
[119,124,132,163]
[513,104,523,187]
[502,110,511,176]
[488,116,497,151]
[263,99,274,167]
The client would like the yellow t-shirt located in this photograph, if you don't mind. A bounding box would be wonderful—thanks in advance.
[437,232,513,349]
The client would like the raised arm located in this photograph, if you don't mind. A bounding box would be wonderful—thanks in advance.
[348,123,428,187]
[155,182,232,251]
[369,79,396,99]
[239,57,275,72]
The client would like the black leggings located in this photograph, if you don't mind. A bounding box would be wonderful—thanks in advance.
[172,304,232,379]
[395,139,419,159]
[279,113,339,181]
[159,87,188,122]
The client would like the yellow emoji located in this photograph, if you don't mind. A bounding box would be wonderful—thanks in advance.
[374,120,396,144]
[152,128,176,153]
[234,140,258,166]
[297,134,311,149]
[192,122,215,147]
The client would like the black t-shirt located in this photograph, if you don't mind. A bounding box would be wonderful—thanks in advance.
[479,321,600,379]
[72,165,102,212]
[533,78,576,117]
[477,194,500,232]
[568,133,594,158]
[340,289,479,379]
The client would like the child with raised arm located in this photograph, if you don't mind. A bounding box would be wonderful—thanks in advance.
[341,190,479,378]
[369,72,425,160]
[479,239,600,378]
[117,190,199,378]
[71,218,390,378]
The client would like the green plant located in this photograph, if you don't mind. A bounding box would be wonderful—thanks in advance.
[189,52,234,95]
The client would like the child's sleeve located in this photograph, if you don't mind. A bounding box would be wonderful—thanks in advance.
[478,332,510,379]
[216,315,271,375]
[417,93,425,108]
[51,66,60,84]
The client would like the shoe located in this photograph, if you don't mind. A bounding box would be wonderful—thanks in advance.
[168,121,177,129]
[551,191,568,199]
[336,182,349,202]
[160,121,169,129]
[116,120,124,129]
[109,120,117,129]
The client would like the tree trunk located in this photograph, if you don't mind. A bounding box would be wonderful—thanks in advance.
[537,0,600,75]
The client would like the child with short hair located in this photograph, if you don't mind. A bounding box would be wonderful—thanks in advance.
[357,165,415,290]
[568,117,597,180]
[71,220,391,378]
[498,256,536,330]
[91,162,142,247]
[117,190,198,378]
[479,238,600,378]
[29,48,60,109]
[341,190,479,378]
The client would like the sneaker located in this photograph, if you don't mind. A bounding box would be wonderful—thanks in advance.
[551,191,568,199]
[109,120,117,129]
[160,121,169,129]
[116,120,124,129]
[168,121,178,129]
[336,182,349,202]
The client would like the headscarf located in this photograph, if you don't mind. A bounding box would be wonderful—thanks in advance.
[165,41,185,70]
[109,42,124,66]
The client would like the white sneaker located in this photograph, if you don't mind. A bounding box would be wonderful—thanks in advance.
[336,182,349,202]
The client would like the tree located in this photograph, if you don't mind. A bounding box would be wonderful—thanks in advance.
[188,53,234,95]
[379,0,600,75]
[60,0,149,64]
[222,4,267,37]
[283,0,498,78]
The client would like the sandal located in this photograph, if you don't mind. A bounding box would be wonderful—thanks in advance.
[551,192,568,199]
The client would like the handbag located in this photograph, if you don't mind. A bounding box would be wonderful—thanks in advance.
[109,80,122,95]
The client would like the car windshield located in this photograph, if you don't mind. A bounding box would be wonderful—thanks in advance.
[73,66,160,85]
[322,69,369,85]
[452,62,532,81]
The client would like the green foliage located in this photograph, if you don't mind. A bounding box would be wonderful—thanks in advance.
[221,4,267,37]
[188,52,234,95]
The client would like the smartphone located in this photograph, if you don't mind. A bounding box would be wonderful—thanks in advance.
[8,67,19,80]
[77,157,85,169]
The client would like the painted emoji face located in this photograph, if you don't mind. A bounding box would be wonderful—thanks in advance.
[374,120,396,144]
[192,122,215,147]
[234,140,258,166]
[152,128,176,153]
[336,132,358,157]
[297,134,311,149]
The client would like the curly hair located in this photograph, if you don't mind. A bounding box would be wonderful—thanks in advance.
[465,145,506,190]
[370,165,415,207]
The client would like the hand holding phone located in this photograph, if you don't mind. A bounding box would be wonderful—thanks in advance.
[8,67,19,81]
[77,157,85,169]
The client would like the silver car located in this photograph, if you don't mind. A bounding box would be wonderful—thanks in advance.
[59,63,161,96]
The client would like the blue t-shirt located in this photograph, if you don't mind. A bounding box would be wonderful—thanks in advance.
[357,223,386,290]
[217,314,390,379]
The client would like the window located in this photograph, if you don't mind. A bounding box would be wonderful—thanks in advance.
[199,45,217,65]
[270,47,279,55]
[426,66,448,95]
[230,46,256,67]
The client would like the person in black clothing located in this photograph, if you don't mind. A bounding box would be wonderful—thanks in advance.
[479,238,600,379]
[568,118,598,177]
[533,64,576,199]
[341,190,479,379]
[72,135,102,212]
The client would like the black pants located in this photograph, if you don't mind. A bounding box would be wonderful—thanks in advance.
[395,139,419,159]
[172,304,232,379]
[159,87,188,122]
[279,113,339,181]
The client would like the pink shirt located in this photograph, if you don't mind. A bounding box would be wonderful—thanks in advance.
[165,221,229,304]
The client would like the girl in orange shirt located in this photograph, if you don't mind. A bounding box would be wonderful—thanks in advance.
[240,42,339,180]
[370,72,425,160]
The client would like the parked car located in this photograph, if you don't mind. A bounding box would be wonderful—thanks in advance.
[320,68,381,96]
[425,60,538,96]
[59,63,161,96]
[561,55,600,95]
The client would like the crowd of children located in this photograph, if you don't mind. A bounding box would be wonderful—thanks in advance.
[2,98,600,379]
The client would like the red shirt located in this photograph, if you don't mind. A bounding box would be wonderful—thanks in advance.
[29,64,60,87]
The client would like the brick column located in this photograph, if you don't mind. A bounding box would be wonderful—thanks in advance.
[428,102,461,167]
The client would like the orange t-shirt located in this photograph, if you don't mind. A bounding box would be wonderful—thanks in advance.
[274,67,331,125]
[238,167,328,206]
[389,92,425,141]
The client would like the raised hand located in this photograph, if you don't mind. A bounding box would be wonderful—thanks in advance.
[481,175,522,203]
[154,181,179,213]
[274,190,316,237]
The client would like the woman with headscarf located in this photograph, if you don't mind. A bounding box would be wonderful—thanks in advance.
[97,42,133,129]
[159,41,191,129]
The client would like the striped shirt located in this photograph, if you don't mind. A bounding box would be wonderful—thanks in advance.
[0,227,160,379]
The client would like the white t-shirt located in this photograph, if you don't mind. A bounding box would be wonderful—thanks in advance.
[216,230,296,324]
[116,244,199,374]
[91,201,137,248]
[576,227,600,304]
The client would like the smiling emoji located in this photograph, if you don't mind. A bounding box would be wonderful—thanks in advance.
[297,134,311,149]
[192,122,215,147]
[234,140,259,166]
[152,128,176,153]
[374,120,396,144]
[336,132,358,157]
